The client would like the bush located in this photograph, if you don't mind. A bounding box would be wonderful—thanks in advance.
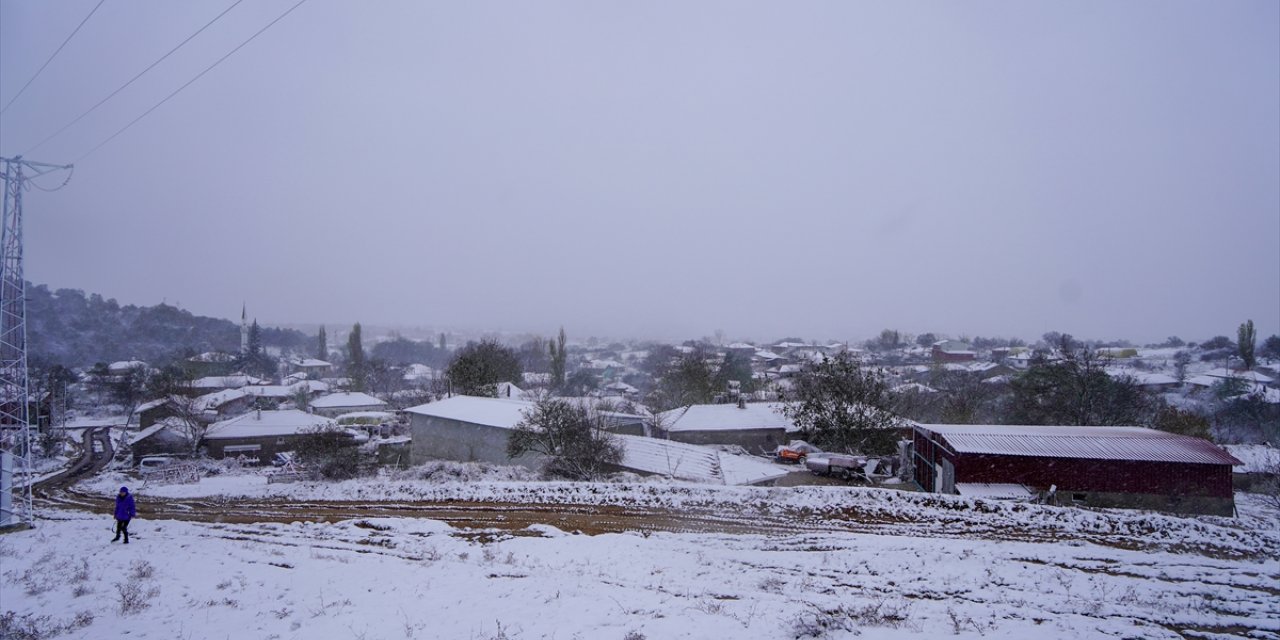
[293,427,361,480]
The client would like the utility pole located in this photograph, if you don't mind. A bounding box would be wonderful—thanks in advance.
[0,155,72,528]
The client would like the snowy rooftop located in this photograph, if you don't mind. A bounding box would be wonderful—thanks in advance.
[408,396,645,430]
[1203,368,1274,383]
[614,433,788,485]
[290,358,332,367]
[205,410,336,439]
[310,392,387,409]
[407,396,536,430]
[192,374,265,389]
[659,403,797,433]
[194,388,250,412]
[917,424,1241,465]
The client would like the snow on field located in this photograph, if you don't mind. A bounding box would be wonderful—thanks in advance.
[13,464,1275,638]
[77,467,1280,559]
[4,501,1278,640]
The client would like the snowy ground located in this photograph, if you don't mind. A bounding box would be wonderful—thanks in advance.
[5,469,1279,639]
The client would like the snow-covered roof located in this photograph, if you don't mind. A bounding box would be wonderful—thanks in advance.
[107,360,147,373]
[753,350,784,361]
[192,374,265,389]
[916,424,1241,465]
[659,403,797,433]
[892,383,937,394]
[242,385,301,399]
[310,392,387,409]
[408,396,645,430]
[205,410,336,439]
[407,396,531,429]
[726,342,756,350]
[1230,387,1280,404]
[1203,368,1274,384]
[614,434,788,485]
[404,364,438,381]
[62,415,128,429]
[194,388,250,412]
[133,398,170,414]
[128,420,189,445]
[335,411,396,423]
[290,357,332,368]
[188,351,237,363]
[495,382,524,399]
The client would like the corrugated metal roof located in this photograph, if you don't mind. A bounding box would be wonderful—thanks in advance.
[916,424,1242,466]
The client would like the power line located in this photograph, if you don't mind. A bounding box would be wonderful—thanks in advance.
[25,0,245,156]
[1,0,108,116]
[74,0,308,164]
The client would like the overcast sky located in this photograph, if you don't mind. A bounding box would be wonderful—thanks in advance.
[1,1,1276,344]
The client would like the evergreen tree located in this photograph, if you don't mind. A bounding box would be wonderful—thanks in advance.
[447,339,523,396]
[549,327,568,389]
[348,322,366,391]
[781,351,905,455]
[317,325,327,360]
[247,320,263,357]
[1238,319,1257,369]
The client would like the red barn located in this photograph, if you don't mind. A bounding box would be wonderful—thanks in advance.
[912,424,1241,516]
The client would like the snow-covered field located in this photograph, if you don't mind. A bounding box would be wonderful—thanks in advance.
[5,470,1279,639]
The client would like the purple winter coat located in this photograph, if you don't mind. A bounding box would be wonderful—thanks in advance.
[114,488,136,521]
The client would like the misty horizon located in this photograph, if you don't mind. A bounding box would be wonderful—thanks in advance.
[2,2,1276,345]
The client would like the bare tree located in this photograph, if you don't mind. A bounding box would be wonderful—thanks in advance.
[507,399,623,480]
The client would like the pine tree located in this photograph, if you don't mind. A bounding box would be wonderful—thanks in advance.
[548,327,568,389]
[1238,319,1257,369]
[248,320,262,356]
[317,325,327,360]
[348,323,366,391]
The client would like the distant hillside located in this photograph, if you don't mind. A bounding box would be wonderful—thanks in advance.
[25,283,309,368]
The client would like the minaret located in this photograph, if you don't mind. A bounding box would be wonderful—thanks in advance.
[241,304,249,354]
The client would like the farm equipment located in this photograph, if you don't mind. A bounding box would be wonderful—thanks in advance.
[774,440,822,464]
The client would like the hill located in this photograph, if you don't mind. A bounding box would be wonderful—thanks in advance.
[25,283,309,367]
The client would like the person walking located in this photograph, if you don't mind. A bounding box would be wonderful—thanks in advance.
[111,486,136,544]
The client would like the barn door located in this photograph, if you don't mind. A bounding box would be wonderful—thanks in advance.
[936,459,955,494]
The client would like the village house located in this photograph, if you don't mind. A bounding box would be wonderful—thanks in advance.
[931,341,977,363]
[127,419,191,465]
[308,391,388,418]
[655,401,798,452]
[288,357,333,377]
[911,423,1241,516]
[202,409,338,464]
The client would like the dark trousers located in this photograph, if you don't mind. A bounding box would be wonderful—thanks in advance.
[113,518,130,542]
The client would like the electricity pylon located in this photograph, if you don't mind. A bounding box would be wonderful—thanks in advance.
[0,156,72,527]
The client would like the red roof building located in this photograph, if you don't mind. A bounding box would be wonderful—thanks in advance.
[911,424,1241,516]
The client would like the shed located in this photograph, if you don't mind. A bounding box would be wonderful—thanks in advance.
[911,424,1241,516]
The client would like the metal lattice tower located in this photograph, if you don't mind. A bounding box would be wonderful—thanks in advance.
[0,156,72,527]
